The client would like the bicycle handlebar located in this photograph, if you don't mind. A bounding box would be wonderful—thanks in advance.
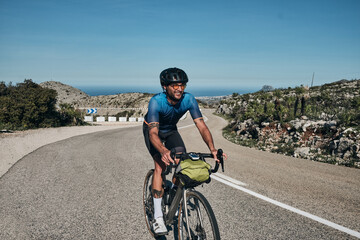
[163,149,225,175]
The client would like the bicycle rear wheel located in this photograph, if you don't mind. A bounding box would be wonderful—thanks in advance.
[143,169,155,237]
[178,190,220,240]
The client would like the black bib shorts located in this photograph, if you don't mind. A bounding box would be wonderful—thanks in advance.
[143,123,186,158]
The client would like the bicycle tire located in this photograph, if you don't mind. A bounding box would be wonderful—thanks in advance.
[143,169,155,237]
[178,190,220,240]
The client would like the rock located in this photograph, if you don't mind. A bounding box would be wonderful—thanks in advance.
[329,140,339,152]
[292,120,302,130]
[236,122,247,132]
[217,104,231,115]
[261,122,270,127]
[343,128,354,134]
[330,125,337,131]
[315,120,326,126]
[245,119,254,127]
[337,138,354,154]
[302,123,310,132]
[343,150,352,160]
[294,147,310,158]
[325,121,337,128]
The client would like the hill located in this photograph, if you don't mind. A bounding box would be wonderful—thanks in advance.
[40,81,89,104]
[40,81,153,116]
[217,79,360,168]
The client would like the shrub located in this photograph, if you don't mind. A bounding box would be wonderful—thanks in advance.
[59,103,85,126]
[0,80,60,129]
[0,79,85,130]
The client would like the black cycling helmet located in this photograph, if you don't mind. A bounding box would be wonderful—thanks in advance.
[160,67,188,86]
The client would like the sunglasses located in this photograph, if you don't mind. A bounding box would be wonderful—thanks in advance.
[170,84,186,90]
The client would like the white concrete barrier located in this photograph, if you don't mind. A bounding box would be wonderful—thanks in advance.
[129,117,137,122]
[84,116,93,122]
[108,116,117,122]
[96,117,105,122]
[119,117,127,122]
[138,117,144,122]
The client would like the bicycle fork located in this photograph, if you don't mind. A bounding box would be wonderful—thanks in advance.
[182,188,192,237]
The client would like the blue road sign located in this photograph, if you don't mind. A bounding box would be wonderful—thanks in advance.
[87,108,97,114]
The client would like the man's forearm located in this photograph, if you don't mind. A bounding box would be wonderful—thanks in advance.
[194,118,216,151]
[199,125,216,151]
[147,122,167,154]
[149,132,167,154]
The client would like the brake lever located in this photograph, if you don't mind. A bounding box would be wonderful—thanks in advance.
[163,148,177,175]
[170,148,176,162]
[216,149,224,172]
[170,148,178,173]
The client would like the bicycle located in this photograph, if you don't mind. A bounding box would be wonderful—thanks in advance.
[143,149,225,239]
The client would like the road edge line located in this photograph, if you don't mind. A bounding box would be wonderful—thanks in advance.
[213,173,248,187]
[211,175,360,239]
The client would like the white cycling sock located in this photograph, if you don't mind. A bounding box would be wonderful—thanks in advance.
[153,197,163,219]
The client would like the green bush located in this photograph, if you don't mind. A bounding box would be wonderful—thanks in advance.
[59,103,85,126]
[0,79,85,130]
[0,80,60,129]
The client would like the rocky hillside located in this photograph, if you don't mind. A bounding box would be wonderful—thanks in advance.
[73,92,153,109]
[196,95,231,108]
[40,81,89,104]
[40,81,153,116]
[217,79,360,168]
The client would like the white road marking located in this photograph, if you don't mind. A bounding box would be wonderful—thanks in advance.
[179,115,208,129]
[211,175,360,239]
[213,172,248,187]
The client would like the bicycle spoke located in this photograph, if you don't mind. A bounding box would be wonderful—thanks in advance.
[178,191,220,240]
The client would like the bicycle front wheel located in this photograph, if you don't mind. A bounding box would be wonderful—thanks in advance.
[178,190,220,240]
[143,169,155,237]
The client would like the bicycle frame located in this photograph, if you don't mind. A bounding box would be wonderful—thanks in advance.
[164,182,194,238]
[164,183,184,224]
[164,149,224,225]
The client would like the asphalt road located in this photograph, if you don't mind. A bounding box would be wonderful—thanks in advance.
[1,109,359,239]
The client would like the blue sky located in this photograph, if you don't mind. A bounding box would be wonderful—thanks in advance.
[0,0,359,91]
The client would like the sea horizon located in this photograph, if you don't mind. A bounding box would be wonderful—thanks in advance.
[75,85,259,97]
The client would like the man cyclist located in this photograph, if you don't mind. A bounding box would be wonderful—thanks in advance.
[143,67,226,235]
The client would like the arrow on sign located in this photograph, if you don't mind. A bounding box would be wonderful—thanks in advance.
[87,108,97,114]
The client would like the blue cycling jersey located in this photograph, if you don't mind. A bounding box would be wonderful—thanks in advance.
[144,92,202,133]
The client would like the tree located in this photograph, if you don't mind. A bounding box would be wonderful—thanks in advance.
[0,79,60,129]
[294,97,299,118]
[261,85,274,92]
[301,96,306,116]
